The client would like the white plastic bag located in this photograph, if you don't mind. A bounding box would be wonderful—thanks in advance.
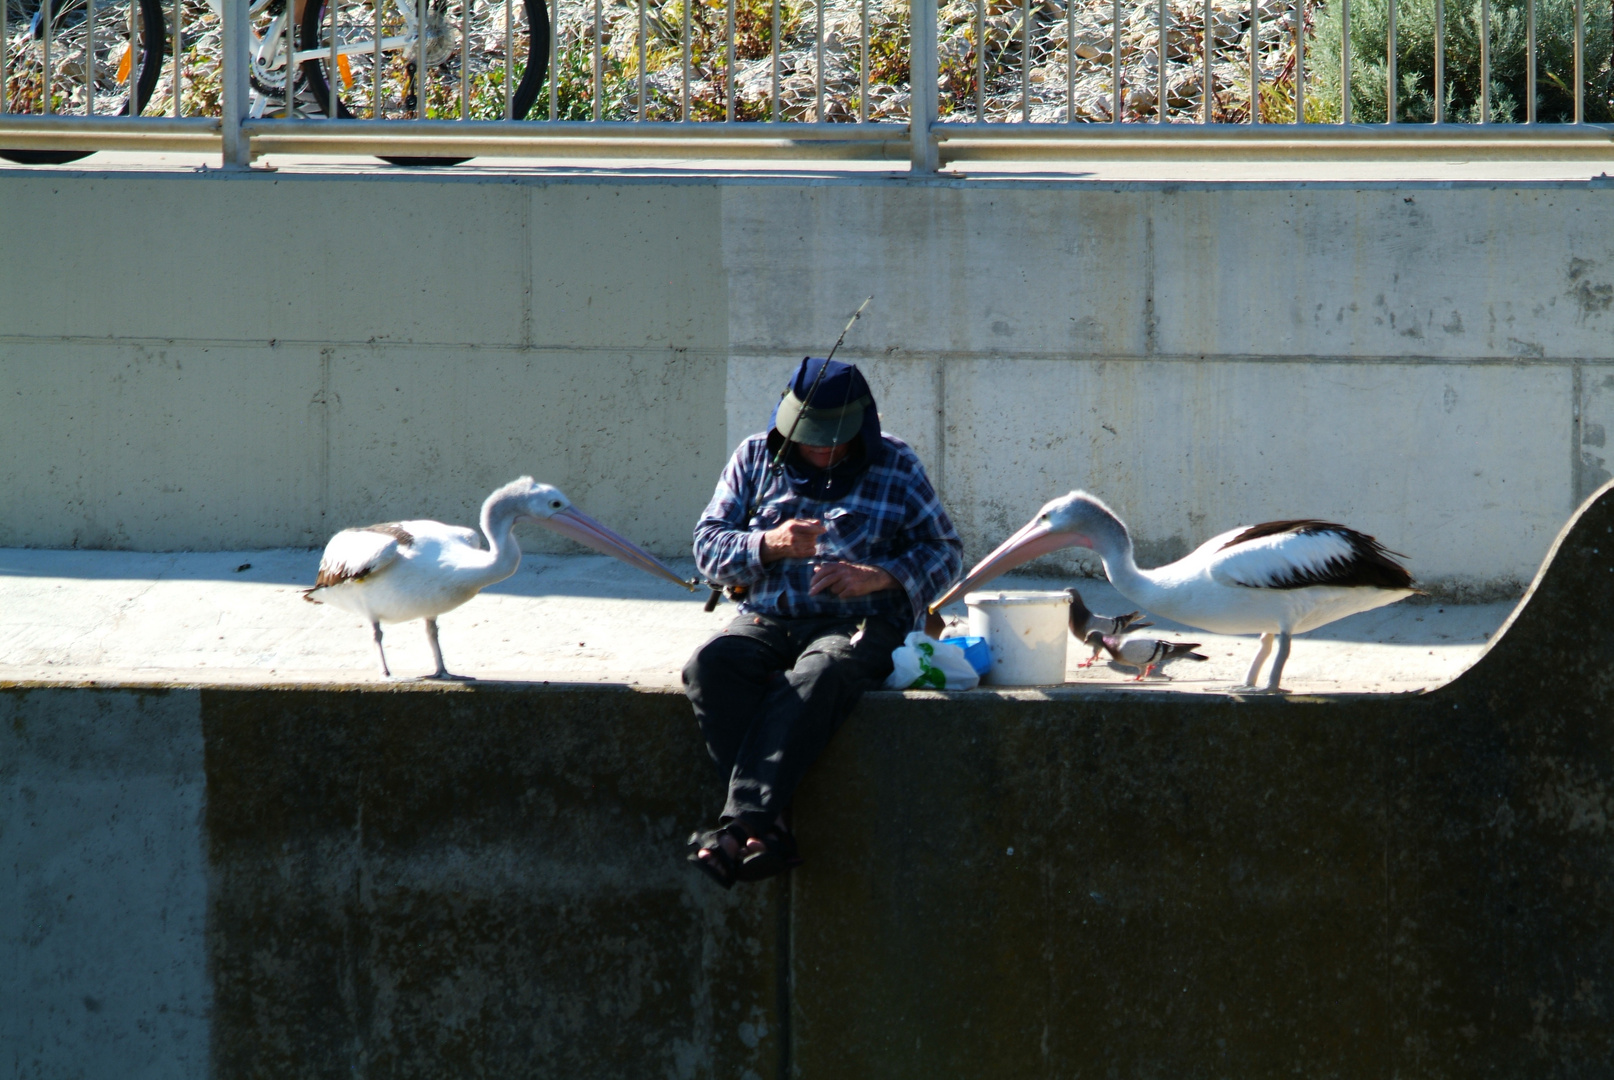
[884,631,982,691]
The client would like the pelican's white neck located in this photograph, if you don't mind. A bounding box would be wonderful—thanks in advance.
[1082,506,1154,600]
[476,492,528,580]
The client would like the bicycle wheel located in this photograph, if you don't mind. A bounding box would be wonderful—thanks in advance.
[298,0,548,165]
[0,0,167,164]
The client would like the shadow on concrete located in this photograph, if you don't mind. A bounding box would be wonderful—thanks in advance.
[0,547,706,601]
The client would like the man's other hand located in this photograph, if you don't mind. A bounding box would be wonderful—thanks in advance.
[809,561,896,598]
[760,519,827,564]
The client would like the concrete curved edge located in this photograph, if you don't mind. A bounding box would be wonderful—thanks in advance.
[1431,475,1614,709]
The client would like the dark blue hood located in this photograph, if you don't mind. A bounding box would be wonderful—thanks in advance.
[766,357,884,501]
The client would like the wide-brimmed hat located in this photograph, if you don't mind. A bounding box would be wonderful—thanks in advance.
[773,357,872,447]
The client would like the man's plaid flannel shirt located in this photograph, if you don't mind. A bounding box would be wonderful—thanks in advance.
[693,433,963,630]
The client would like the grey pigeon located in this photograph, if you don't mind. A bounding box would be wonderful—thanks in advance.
[1085,631,1208,681]
[1068,587,1151,667]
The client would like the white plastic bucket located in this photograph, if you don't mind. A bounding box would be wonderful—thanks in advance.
[965,590,1070,686]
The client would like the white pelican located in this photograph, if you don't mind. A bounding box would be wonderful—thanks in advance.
[304,477,692,678]
[933,492,1420,692]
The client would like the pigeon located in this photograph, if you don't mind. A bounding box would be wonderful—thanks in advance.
[1085,631,1208,681]
[1068,587,1151,667]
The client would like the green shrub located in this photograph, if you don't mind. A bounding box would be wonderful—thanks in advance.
[1309,0,1614,122]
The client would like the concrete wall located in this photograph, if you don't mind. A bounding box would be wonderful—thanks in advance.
[5,169,1614,592]
[5,479,1614,1078]
[1,687,211,1080]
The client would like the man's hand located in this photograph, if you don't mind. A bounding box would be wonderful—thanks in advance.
[760,519,827,564]
[809,561,897,598]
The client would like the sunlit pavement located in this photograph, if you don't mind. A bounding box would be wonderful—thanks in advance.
[7,150,1614,185]
[0,547,1513,693]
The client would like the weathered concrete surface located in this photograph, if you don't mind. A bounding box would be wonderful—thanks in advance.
[4,166,1614,593]
[202,684,781,1080]
[0,174,728,556]
[2,485,1611,1078]
[0,687,211,1080]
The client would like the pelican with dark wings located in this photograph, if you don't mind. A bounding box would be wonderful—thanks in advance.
[933,492,1420,692]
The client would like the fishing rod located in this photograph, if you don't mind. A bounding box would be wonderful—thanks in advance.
[701,296,874,612]
[767,294,873,473]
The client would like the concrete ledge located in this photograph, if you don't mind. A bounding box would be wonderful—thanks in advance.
[5,482,1613,1076]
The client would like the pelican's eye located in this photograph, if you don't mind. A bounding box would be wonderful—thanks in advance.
[550,500,563,509]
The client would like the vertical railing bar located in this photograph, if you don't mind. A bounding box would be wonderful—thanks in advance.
[42,0,54,115]
[1157,0,1166,123]
[287,0,299,116]
[174,0,184,116]
[503,0,513,118]
[1480,0,1488,123]
[1067,0,1075,121]
[910,0,937,168]
[372,0,381,117]
[728,0,737,120]
[548,0,557,117]
[1,0,8,114]
[638,0,647,119]
[1433,0,1442,122]
[460,0,470,118]
[1385,0,1394,123]
[1574,0,1583,122]
[329,0,339,120]
[1111,0,1120,121]
[1021,0,1029,121]
[222,0,248,162]
[87,0,97,114]
[859,0,868,120]
[681,0,690,119]
[417,0,428,117]
[817,0,825,119]
[1340,0,1349,122]
[1247,0,1256,124]
[1292,0,1302,123]
[1202,0,1211,122]
[1525,0,1535,122]
[770,0,779,120]
[595,0,604,120]
[974,0,984,119]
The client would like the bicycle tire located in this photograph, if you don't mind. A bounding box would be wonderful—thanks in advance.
[0,0,168,165]
[298,0,549,166]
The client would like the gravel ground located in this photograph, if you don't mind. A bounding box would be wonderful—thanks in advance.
[4,0,1313,123]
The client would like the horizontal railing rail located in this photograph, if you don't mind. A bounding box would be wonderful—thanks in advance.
[1,0,1611,168]
[238,116,912,156]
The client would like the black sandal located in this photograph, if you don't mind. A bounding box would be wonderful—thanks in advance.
[686,824,746,890]
[736,824,803,882]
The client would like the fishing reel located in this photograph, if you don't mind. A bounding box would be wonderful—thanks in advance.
[702,582,748,612]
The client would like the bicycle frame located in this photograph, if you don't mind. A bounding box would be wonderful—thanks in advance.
[203,0,422,107]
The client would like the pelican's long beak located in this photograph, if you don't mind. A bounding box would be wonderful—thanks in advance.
[545,507,695,591]
[929,516,1084,612]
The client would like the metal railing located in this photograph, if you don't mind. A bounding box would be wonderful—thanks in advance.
[2,0,1612,168]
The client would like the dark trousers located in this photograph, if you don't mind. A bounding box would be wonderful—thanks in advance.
[682,612,907,831]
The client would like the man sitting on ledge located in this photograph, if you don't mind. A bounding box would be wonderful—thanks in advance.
[683,357,963,888]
